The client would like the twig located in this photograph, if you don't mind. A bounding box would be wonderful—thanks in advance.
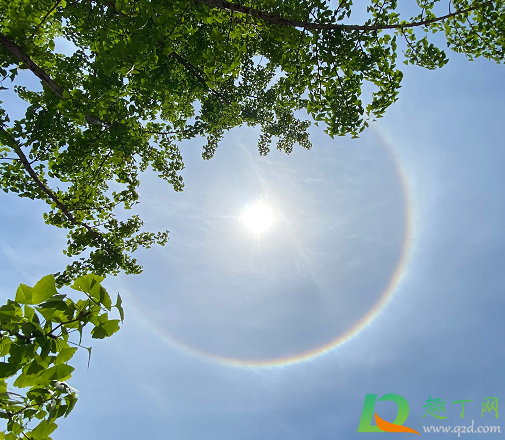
[30,0,64,40]
[195,0,492,31]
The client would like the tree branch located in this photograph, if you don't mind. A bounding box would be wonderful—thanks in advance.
[49,311,91,337]
[0,32,64,98]
[13,397,54,417]
[0,32,110,128]
[0,126,111,250]
[194,0,491,31]
[30,0,64,40]
[170,51,231,104]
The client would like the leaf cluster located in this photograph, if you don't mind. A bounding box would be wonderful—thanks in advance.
[0,0,503,282]
[0,274,123,439]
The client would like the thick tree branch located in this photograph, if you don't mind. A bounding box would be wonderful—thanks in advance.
[0,32,110,128]
[0,32,64,97]
[0,126,111,250]
[194,0,490,31]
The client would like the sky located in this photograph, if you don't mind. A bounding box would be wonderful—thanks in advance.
[1,19,505,440]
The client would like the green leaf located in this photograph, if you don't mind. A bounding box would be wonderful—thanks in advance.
[71,274,104,300]
[26,359,45,375]
[0,339,12,357]
[30,420,57,440]
[97,312,108,324]
[15,284,33,304]
[24,305,38,322]
[90,325,107,339]
[115,293,124,322]
[64,394,78,417]
[0,362,18,379]
[91,319,120,339]
[210,28,221,42]
[99,286,111,310]
[13,372,38,388]
[85,346,92,369]
[36,297,68,321]
[37,364,74,385]
[55,347,77,365]
[32,275,58,304]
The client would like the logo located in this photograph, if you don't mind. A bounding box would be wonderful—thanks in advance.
[357,393,420,435]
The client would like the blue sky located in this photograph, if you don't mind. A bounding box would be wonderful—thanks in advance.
[1,28,505,440]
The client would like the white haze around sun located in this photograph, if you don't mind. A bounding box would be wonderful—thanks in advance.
[242,203,274,234]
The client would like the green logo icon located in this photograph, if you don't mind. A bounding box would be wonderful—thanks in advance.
[357,393,420,435]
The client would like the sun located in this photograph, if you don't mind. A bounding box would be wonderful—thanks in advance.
[242,203,274,234]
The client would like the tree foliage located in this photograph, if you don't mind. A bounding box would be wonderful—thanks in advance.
[0,273,123,439]
[0,0,503,283]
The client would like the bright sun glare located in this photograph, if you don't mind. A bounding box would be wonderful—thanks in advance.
[242,203,274,234]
